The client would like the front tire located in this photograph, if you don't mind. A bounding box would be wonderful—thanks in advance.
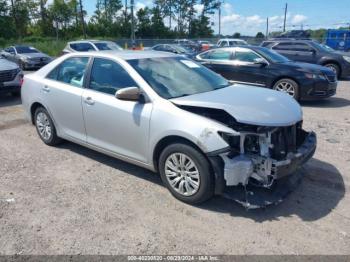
[34,107,62,146]
[273,78,300,100]
[158,143,214,204]
[324,63,340,79]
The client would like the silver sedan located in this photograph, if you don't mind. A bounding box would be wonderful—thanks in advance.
[21,51,316,207]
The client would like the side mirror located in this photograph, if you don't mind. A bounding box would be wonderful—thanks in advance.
[116,87,143,102]
[254,58,268,67]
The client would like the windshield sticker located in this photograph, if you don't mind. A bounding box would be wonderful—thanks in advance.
[180,60,200,68]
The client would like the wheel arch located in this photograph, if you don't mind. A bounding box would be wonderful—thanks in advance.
[271,76,300,89]
[30,102,45,124]
[321,60,342,76]
[152,135,207,173]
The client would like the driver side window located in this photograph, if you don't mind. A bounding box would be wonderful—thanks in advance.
[88,58,138,95]
[234,50,261,63]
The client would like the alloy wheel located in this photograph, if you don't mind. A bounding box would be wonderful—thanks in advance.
[274,81,296,97]
[36,112,52,141]
[164,153,200,196]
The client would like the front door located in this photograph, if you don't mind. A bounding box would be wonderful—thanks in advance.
[82,57,152,163]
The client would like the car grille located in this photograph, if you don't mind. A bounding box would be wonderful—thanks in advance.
[325,74,337,83]
[0,69,18,82]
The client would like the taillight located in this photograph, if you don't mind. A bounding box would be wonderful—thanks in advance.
[20,77,24,87]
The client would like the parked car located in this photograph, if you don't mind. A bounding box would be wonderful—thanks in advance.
[261,39,350,78]
[272,30,311,39]
[21,51,316,208]
[195,46,337,100]
[197,40,213,51]
[216,38,248,48]
[173,39,199,51]
[0,56,23,96]
[62,40,123,54]
[1,45,52,70]
[151,44,196,58]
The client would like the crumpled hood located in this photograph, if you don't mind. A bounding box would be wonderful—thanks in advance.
[0,58,19,70]
[171,85,303,127]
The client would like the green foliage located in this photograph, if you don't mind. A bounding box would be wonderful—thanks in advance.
[255,32,265,39]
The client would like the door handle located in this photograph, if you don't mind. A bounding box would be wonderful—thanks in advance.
[42,85,50,92]
[84,97,95,105]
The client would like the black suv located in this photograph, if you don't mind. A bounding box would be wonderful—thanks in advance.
[261,39,350,78]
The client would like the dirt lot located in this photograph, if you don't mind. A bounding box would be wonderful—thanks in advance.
[0,80,349,255]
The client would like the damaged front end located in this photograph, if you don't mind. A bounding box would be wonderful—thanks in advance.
[210,121,317,209]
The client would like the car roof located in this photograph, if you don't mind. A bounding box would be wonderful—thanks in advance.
[264,39,313,43]
[69,50,177,60]
[69,40,114,44]
[219,38,246,41]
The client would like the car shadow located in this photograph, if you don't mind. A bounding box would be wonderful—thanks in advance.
[57,142,163,186]
[0,94,21,108]
[56,142,345,222]
[301,97,350,108]
[200,158,345,222]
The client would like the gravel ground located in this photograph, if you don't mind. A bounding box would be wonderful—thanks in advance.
[0,80,349,255]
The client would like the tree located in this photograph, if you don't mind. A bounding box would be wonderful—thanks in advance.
[136,7,152,37]
[233,32,241,38]
[255,32,265,39]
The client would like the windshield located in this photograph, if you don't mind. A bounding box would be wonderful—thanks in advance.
[16,46,39,54]
[95,42,123,51]
[256,47,291,63]
[128,57,230,99]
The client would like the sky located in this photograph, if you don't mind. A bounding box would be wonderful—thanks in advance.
[80,0,350,36]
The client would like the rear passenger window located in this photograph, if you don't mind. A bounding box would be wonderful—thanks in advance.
[273,42,294,50]
[208,50,232,60]
[48,57,89,87]
[88,58,137,95]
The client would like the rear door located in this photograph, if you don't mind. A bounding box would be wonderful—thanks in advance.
[82,57,152,162]
[43,56,90,142]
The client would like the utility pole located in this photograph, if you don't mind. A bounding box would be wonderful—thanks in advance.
[130,0,135,48]
[218,3,221,37]
[79,0,86,39]
[283,3,288,32]
[125,0,127,24]
[266,17,269,39]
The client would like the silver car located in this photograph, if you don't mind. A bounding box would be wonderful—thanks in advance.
[1,45,52,70]
[21,51,316,207]
[62,40,123,55]
[0,56,23,96]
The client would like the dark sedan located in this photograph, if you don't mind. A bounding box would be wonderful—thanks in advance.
[151,44,196,58]
[195,46,337,100]
[1,45,52,70]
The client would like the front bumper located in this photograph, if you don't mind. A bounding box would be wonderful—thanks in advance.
[340,61,350,78]
[209,131,317,209]
[300,78,337,100]
[0,72,22,94]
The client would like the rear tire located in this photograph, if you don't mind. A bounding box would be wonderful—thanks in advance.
[158,143,214,204]
[34,107,62,146]
[273,78,300,100]
[324,63,340,79]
